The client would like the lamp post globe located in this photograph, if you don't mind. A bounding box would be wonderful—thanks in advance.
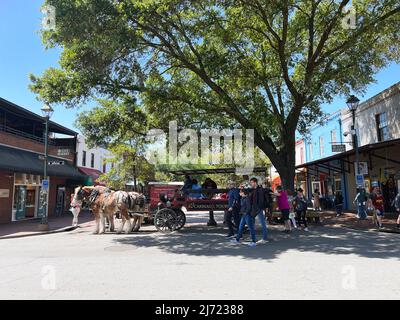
[346,95,360,112]
[41,104,54,119]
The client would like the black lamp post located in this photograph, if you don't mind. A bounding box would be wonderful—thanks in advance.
[39,104,54,230]
[346,95,360,177]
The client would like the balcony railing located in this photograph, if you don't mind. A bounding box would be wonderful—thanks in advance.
[0,124,56,145]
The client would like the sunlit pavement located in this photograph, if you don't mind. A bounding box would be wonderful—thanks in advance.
[0,211,399,300]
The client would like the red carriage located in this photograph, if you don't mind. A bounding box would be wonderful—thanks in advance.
[143,167,268,233]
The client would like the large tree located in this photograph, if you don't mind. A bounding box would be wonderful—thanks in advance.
[30,0,400,190]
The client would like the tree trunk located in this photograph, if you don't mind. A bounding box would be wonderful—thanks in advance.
[258,128,296,193]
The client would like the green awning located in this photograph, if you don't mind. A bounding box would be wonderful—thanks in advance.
[0,144,85,180]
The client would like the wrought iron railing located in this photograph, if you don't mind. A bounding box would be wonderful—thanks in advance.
[0,124,56,145]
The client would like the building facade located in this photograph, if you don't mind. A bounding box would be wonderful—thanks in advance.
[76,135,112,185]
[0,98,85,223]
[296,81,400,211]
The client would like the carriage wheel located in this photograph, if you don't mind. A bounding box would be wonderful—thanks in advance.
[154,208,177,233]
[173,209,186,230]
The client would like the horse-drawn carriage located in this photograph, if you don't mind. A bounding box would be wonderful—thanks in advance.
[144,181,229,232]
[144,167,269,232]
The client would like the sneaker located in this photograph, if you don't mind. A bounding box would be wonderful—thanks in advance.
[397,224,400,229]
[248,242,257,247]
[226,234,235,238]
[304,227,309,232]
[230,238,240,244]
[257,239,267,244]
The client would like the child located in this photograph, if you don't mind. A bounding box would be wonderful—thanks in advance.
[372,191,385,229]
[230,188,257,247]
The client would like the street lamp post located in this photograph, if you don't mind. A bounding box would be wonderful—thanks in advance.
[346,95,360,176]
[39,104,54,231]
[346,95,366,219]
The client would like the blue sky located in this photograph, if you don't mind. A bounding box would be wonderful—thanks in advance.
[0,0,399,133]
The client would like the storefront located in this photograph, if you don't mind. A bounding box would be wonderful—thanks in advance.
[296,138,400,211]
[0,145,86,223]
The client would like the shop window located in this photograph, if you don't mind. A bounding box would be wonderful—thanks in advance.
[335,179,342,193]
[376,112,390,142]
[14,173,26,184]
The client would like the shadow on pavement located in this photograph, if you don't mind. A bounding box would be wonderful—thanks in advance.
[113,221,400,261]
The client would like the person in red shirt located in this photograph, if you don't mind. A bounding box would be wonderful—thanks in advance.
[372,191,385,229]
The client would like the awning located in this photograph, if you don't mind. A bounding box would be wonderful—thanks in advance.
[0,144,85,180]
[78,167,105,186]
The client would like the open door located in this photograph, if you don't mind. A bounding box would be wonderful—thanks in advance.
[13,186,27,220]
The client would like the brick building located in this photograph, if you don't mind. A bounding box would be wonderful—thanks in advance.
[0,98,85,223]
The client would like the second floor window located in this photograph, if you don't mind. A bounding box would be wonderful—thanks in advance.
[319,136,324,157]
[309,143,313,160]
[331,130,337,144]
[300,147,304,164]
[82,151,86,167]
[376,112,390,142]
[103,161,107,173]
[91,153,95,168]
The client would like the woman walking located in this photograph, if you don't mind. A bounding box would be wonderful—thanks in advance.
[275,186,292,233]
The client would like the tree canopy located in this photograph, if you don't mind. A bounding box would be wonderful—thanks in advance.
[30,0,400,189]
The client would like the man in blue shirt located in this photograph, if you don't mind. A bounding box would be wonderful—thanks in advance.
[225,181,240,237]
[189,179,202,199]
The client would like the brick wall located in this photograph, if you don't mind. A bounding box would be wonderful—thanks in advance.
[0,131,75,161]
[0,170,14,223]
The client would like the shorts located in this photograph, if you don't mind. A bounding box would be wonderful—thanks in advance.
[376,209,384,217]
[281,209,290,220]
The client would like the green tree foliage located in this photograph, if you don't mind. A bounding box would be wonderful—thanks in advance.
[30,0,400,190]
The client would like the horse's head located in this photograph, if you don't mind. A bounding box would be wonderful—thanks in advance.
[71,186,92,207]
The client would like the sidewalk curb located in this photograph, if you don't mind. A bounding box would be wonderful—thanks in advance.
[327,223,400,234]
[0,225,79,240]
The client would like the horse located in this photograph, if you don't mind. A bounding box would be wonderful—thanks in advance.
[70,186,146,234]
[70,186,117,234]
[127,191,146,232]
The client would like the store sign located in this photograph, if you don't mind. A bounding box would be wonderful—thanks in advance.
[42,179,49,190]
[0,189,10,198]
[355,161,368,175]
[355,174,365,187]
[48,160,65,166]
[57,148,70,156]
[296,172,306,181]
[332,144,346,152]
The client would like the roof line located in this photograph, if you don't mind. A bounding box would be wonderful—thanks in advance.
[0,97,77,136]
